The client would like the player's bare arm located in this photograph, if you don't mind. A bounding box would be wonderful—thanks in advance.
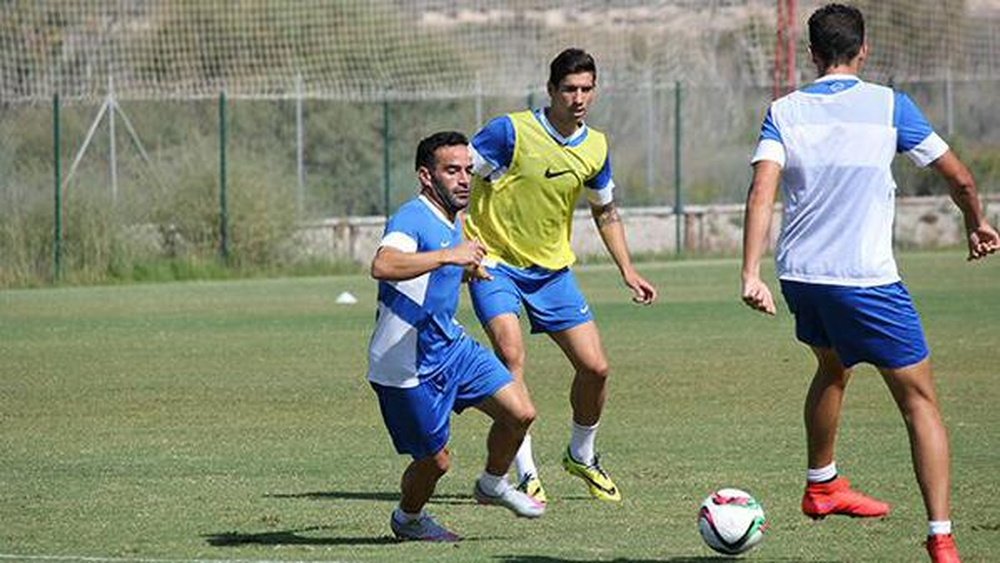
[371,240,486,281]
[592,201,621,228]
[931,150,1000,260]
[590,201,658,305]
[741,160,781,316]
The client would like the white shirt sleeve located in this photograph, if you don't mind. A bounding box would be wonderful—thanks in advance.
[904,132,949,167]
[586,181,615,206]
[751,139,786,168]
[379,231,417,253]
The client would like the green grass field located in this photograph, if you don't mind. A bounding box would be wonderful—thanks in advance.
[2,252,998,562]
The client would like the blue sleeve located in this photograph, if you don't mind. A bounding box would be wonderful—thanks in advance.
[758,107,782,143]
[585,152,613,190]
[384,204,424,248]
[471,115,515,171]
[894,91,935,152]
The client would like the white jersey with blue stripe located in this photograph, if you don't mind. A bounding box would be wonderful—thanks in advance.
[752,74,949,286]
[367,195,468,388]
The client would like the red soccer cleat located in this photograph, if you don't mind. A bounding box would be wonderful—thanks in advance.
[925,533,961,563]
[801,477,890,519]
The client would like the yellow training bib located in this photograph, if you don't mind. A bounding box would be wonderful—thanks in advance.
[466,110,608,270]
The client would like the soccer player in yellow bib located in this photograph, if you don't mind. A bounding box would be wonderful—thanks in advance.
[466,48,658,503]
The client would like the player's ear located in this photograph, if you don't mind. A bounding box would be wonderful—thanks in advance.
[416,165,433,189]
[808,46,821,70]
[857,42,869,65]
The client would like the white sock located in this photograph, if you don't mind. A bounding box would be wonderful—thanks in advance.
[514,434,538,480]
[929,520,952,536]
[393,507,422,524]
[478,471,510,497]
[570,421,599,465]
[807,462,838,483]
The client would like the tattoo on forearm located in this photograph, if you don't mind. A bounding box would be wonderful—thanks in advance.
[594,203,621,228]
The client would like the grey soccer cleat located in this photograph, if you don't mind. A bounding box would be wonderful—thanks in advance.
[474,481,546,518]
[390,512,461,542]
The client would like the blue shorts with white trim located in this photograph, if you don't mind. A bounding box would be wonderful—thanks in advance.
[371,336,512,460]
[468,263,593,334]
[780,280,930,369]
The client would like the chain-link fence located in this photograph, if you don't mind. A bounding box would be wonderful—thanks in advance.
[2,1,999,286]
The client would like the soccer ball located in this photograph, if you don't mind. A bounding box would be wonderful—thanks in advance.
[698,488,767,556]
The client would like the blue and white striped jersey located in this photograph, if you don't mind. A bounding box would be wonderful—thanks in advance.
[367,195,468,388]
[752,74,949,286]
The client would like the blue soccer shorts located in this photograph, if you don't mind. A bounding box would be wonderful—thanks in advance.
[370,336,513,460]
[780,280,930,369]
[468,263,594,334]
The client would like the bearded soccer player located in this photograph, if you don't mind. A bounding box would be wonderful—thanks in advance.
[368,131,544,542]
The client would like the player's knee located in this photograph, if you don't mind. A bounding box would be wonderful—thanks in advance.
[500,401,536,434]
[831,369,851,388]
[430,448,451,476]
[516,403,537,430]
[582,360,610,382]
[813,349,850,384]
[497,345,526,374]
[898,389,941,420]
[816,364,851,387]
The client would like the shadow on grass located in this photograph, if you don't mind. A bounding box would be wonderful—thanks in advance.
[265,490,596,504]
[204,525,397,547]
[204,525,501,547]
[495,557,725,563]
[265,490,473,505]
[494,557,845,563]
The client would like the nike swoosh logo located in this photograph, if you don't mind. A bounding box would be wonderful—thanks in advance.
[580,475,617,497]
[579,305,589,314]
[544,167,573,179]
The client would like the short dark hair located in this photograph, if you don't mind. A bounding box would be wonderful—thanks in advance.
[415,130,468,171]
[808,4,865,69]
[548,48,597,87]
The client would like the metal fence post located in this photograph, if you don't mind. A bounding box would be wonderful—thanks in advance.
[645,70,656,200]
[296,73,306,217]
[674,80,683,256]
[219,91,230,263]
[382,94,391,218]
[53,93,62,282]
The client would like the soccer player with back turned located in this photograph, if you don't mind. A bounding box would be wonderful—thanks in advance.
[466,48,658,504]
[740,5,999,562]
[367,131,544,542]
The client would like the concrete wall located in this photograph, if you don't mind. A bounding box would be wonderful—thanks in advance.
[296,195,1000,263]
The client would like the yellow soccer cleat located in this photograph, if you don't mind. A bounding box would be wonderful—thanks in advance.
[561,448,622,502]
[515,473,548,505]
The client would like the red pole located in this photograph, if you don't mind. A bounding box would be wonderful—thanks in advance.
[786,0,797,94]
[773,0,783,100]
[774,0,798,99]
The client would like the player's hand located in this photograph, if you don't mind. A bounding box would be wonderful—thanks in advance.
[967,223,1000,261]
[741,276,776,316]
[623,270,657,305]
[448,239,487,267]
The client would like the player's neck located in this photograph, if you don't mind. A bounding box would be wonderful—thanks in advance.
[817,53,864,79]
[544,107,581,138]
[421,189,457,222]
[820,64,859,78]
[813,43,867,80]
